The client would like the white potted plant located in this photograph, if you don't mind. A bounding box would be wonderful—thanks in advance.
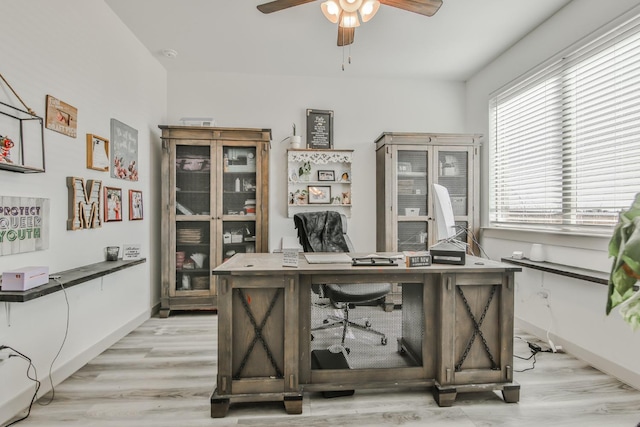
[298,161,311,181]
[290,123,301,148]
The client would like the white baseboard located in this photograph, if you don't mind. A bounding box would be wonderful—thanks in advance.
[515,317,640,391]
[1,309,151,426]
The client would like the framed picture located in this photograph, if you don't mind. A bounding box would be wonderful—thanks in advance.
[104,187,123,222]
[45,95,78,138]
[318,170,335,181]
[307,185,331,204]
[86,134,110,171]
[129,190,143,220]
[110,118,138,181]
[306,109,333,149]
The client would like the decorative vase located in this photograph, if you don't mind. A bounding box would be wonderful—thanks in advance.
[290,135,302,149]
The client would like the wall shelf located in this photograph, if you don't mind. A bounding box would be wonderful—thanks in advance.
[287,149,353,217]
[0,101,45,173]
[501,257,608,285]
[0,258,146,303]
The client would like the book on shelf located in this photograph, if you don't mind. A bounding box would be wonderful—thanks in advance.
[403,251,432,267]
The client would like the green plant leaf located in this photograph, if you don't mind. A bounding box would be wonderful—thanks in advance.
[607,193,640,318]
[619,291,640,331]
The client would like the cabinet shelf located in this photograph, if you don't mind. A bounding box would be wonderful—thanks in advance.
[289,204,351,207]
[288,180,350,185]
[223,214,256,219]
[398,172,427,178]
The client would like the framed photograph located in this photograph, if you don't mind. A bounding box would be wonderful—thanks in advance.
[104,187,123,222]
[45,95,78,138]
[307,185,331,204]
[86,134,110,171]
[317,170,335,181]
[306,109,333,149]
[129,190,143,220]
[110,118,138,181]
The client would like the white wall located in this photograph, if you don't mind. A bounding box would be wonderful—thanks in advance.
[466,0,640,390]
[0,1,166,423]
[167,72,467,251]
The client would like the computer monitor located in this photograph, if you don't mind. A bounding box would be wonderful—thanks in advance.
[432,183,456,241]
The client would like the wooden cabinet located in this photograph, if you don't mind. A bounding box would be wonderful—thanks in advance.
[287,149,353,217]
[375,133,481,253]
[159,126,270,317]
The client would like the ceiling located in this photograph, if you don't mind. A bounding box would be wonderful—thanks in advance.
[105,0,572,81]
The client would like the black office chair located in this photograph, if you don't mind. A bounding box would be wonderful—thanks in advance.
[294,211,391,353]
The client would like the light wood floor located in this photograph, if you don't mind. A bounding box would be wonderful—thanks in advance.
[8,312,640,427]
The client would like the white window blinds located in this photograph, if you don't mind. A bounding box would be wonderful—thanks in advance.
[489,11,640,232]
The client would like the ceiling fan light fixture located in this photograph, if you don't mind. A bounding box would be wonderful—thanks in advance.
[359,0,380,23]
[339,10,360,28]
[321,0,341,24]
[339,0,362,13]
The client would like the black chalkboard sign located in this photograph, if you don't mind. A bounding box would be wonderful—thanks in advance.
[306,109,333,149]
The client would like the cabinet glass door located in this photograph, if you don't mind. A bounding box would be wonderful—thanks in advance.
[435,148,471,245]
[396,149,429,251]
[436,150,469,216]
[221,145,258,262]
[174,144,212,294]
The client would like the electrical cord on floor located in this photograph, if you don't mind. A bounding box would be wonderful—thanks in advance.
[2,345,40,426]
[514,337,553,372]
[37,277,70,406]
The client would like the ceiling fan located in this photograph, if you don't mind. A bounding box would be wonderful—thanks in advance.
[257,0,443,46]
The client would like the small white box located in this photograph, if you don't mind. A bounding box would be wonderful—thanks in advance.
[2,266,50,291]
[405,208,420,216]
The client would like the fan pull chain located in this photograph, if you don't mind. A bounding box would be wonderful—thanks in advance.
[341,42,353,71]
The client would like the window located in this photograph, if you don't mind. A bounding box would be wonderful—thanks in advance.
[489,11,640,232]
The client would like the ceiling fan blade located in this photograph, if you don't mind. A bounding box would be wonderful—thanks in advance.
[379,0,443,17]
[337,26,355,46]
[257,0,317,14]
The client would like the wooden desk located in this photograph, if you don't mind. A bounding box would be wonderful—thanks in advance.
[210,253,521,417]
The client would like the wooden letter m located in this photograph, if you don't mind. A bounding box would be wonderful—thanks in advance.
[67,177,102,230]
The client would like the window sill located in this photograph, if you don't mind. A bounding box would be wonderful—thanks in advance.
[0,258,146,303]
[482,227,609,251]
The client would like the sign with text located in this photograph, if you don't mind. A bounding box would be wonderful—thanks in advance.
[0,196,50,256]
[306,109,333,149]
[45,95,78,138]
[122,243,142,260]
